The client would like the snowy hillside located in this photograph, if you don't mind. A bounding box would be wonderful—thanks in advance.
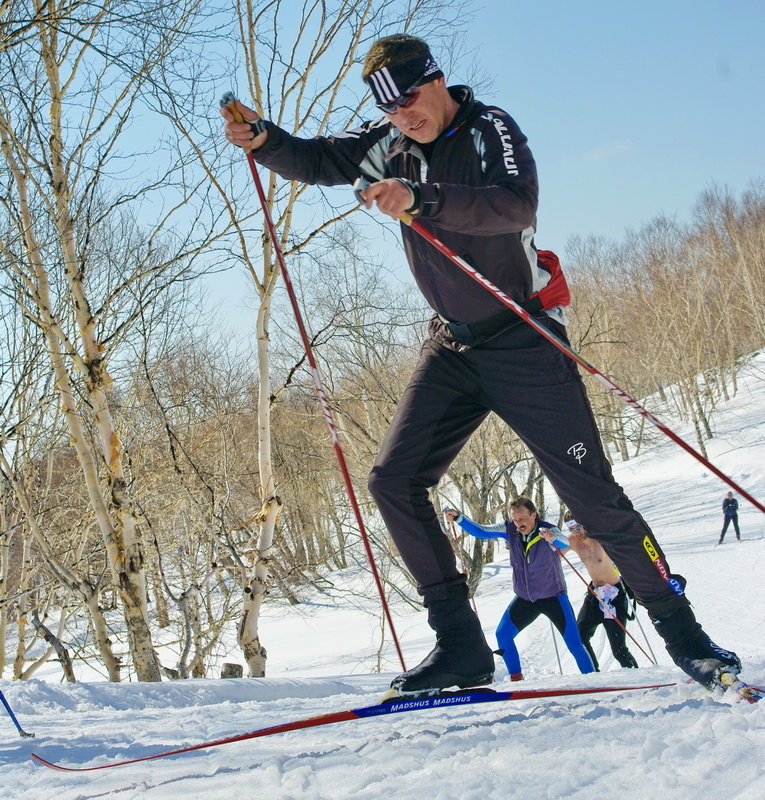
[2,354,765,800]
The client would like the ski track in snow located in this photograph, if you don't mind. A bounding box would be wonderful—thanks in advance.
[2,355,765,799]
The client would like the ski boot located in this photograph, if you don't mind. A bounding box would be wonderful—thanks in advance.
[652,602,741,689]
[387,596,494,698]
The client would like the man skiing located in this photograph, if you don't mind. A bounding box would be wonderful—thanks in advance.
[718,491,742,544]
[445,499,595,680]
[559,515,639,671]
[221,32,742,695]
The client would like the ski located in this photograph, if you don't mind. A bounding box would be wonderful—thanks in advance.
[737,683,765,703]
[30,681,675,772]
[718,673,765,703]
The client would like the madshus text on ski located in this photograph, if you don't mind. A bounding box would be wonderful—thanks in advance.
[31,680,764,772]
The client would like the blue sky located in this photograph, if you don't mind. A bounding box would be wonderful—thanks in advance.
[457,0,764,251]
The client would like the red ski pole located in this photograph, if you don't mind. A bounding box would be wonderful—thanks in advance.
[222,96,406,671]
[352,178,765,516]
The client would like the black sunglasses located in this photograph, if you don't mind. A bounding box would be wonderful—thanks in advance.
[375,78,426,114]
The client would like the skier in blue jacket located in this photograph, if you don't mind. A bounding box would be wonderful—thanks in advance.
[445,497,594,680]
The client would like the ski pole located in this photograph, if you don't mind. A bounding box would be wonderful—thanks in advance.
[351,179,765,517]
[0,689,34,738]
[548,620,564,675]
[632,606,659,663]
[556,548,656,665]
[222,96,406,672]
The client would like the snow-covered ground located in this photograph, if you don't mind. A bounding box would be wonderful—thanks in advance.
[3,355,765,799]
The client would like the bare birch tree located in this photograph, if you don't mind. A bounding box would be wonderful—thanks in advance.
[0,0,231,680]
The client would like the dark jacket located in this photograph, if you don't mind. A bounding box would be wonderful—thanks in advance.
[253,86,553,327]
[723,497,739,517]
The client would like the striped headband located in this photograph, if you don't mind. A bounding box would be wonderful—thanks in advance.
[365,52,443,105]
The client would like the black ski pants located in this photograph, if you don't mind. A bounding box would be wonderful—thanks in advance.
[367,317,686,618]
[576,584,638,670]
[719,514,741,541]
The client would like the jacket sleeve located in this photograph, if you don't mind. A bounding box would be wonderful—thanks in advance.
[453,513,508,541]
[252,118,393,187]
[416,108,538,235]
[539,521,570,550]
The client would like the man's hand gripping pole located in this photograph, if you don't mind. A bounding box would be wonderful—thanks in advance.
[353,176,415,225]
[220,92,267,152]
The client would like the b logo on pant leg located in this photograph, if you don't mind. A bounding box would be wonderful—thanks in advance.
[567,442,587,463]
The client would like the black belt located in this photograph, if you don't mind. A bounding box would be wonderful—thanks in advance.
[441,298,544,342]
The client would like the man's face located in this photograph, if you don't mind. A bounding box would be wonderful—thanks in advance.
[511,507,538,535]
[567,523,588,541]
[383,78,455,143]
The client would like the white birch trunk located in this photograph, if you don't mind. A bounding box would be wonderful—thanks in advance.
[0,103,160,682]
[0,504,10,676]
[238,294,281,677]
[12,531,30,680]
[45,50,159,682]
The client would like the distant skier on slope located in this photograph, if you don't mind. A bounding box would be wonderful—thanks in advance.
[445,498,595,680]
[718,491,742,544]
[221,32,742,695]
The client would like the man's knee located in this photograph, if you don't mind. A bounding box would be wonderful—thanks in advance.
[367,467,400,503]
[369,467,436,521]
